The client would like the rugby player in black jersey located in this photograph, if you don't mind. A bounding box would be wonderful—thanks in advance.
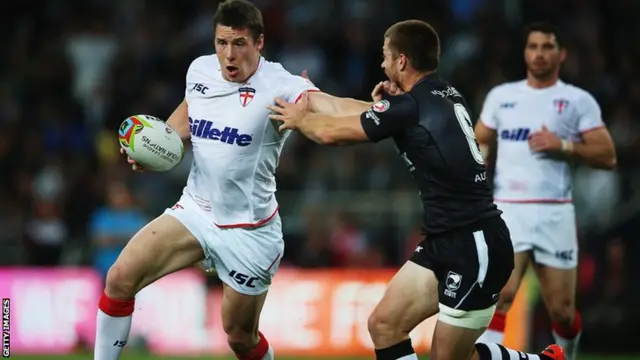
[268,19,565,360]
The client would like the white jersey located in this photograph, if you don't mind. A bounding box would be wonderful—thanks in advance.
[183,55,318,227]
[480,80,604,203]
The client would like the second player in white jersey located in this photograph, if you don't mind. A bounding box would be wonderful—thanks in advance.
[480,80,604,203]
[474,22,616,360]
[183,54,317,227]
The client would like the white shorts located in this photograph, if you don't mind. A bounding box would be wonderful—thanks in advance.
[496,202,578,269]
[164,193,284,295]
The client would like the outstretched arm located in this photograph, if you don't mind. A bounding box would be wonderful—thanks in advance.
[269,92,416,146]
[306,91,371,115]
[287,112,368,145]
[302,71,401,116]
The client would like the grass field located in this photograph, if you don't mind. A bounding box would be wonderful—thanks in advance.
[7,355,639,360]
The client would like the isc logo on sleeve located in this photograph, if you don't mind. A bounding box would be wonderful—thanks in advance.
[500,127,530,141]
[189,117,253,146]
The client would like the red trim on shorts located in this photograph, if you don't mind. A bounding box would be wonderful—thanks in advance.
[494,198,572,204]
[580,124,606,134]
[294,89,321,103]
[266,253,281,271]
[215,207,279,229]
[99,291,134,317]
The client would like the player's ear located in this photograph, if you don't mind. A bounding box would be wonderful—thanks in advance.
[559,48,567,63]
[398,53,408,71]
[256,34,265,52]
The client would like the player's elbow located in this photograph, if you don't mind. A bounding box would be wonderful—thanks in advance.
[315,130,339,145]
[601,153,617,170]
[590,150,616,170]
[478,143,490,159]
[316,128,366,146]
[599,143,617,170]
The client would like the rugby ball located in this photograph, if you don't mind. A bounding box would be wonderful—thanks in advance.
[118,115,184,172]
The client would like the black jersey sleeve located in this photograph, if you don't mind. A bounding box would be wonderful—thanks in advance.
[360,94,417,142]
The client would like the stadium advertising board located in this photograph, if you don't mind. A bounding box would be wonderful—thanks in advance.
[0,268,528,356]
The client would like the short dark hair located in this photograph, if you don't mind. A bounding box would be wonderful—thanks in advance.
[384,20,440,72]
[213,0,264,41]
[524,22,564,48]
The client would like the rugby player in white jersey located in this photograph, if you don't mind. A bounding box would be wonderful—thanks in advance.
[94,1,371,359]
[474,22,616,360]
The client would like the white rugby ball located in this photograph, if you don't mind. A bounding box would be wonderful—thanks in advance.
[118,115,184,172]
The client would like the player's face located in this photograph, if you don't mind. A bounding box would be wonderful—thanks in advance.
[524,31,565,79]
[215,25,264,82]
[381,38,402,85]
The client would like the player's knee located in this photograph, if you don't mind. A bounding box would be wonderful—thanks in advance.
[368,310,403,346]
[496,286,517,311]
[224,324,258,356]
[548,298,575,326]
[104,264,139,300]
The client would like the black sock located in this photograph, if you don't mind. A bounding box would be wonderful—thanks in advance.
[475,343,550,360]
[375,338,416,360]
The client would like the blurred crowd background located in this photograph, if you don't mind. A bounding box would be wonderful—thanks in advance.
[1,0,639,354]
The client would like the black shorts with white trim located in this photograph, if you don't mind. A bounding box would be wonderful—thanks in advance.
[410,215,514,311]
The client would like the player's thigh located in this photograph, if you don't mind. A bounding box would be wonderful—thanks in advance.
[107,213,204,296]
[430,217,513,324]
[431,217,513,359]
[214,216,283,342]
[526,204,577,322]
[532,203,578,269]
[209,215,284,296]
[368,261,440,341]
[531,204,578,318]
[497,251,531,307]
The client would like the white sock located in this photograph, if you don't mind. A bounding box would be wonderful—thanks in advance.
[476,329,505,344]
[475,343,542,359]
[553,331,580,360]
[397,354,418,360]
[94,309,132,360]
[262,345,275,359]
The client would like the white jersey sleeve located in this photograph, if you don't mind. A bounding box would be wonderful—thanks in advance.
[479,86,502,129]
[576,91,604,133]
[278,73,319,104]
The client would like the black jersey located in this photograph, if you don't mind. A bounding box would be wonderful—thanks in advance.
[360,73,501,235]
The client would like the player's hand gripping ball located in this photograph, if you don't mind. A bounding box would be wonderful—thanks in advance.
[118,115,184,172]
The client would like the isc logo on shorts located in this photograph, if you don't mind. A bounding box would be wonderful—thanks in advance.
[189,117,253,146]
[555,250,574,262]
